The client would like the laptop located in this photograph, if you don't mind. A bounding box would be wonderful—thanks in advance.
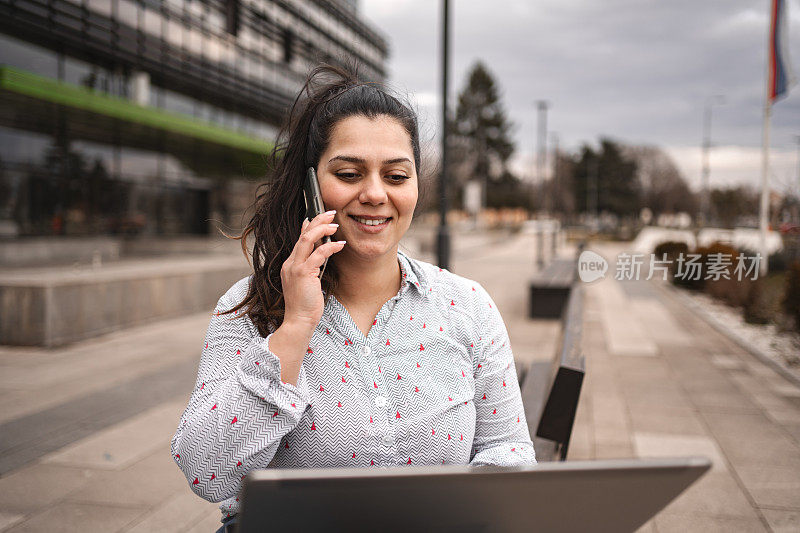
[238,456,710,532]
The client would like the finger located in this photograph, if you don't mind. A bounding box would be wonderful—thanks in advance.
[306,240,346,270]
[289,213,331,263]
[294,218,339,261]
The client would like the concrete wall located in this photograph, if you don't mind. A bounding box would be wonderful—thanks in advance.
[0,257,250,347]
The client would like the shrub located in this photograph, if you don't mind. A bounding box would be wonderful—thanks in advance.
[744,279,771,324]
[782,261,800,331]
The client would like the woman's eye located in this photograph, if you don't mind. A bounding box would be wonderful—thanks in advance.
[335,172,358,179]
[387,174,409,182]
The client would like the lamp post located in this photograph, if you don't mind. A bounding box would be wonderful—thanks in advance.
[437,0,451,270]
[535,100,549,215]
[700,95,725,226]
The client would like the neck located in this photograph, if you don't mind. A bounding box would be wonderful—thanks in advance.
[332,247,401,308]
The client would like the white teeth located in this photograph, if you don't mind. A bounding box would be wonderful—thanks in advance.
[354,217,389,226]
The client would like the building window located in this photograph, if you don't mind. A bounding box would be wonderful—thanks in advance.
[282,28,294,64]
[226,0,240,36]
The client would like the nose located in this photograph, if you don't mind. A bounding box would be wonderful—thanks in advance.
[358,172,388,205]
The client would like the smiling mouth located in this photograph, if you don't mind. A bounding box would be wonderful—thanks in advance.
[349,215,392,226]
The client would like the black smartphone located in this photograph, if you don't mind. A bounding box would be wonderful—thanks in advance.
[303,167,332,278]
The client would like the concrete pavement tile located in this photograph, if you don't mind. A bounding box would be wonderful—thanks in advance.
[766,409,800,425]
[774,383,800,398]
[0,512,24,532]
[784,423,800,445]
[0,463,96,515]
[119,491,216,533]
[0,313,207,424]
[686,389,761,412]
[627,409,707,436]
[710,354,746,370]
[633,433,728,473]
[761,508,800,533]
[593,423,632,447]
[654,512,767,532]
[593,280,659,357]
[42,400,184,470]
[657,471,760,518]
[594,441,635,459]
[182,509,225,533]
[631,299,694,346]
[64,447,186,507]
[734,465,800,509]
[622,385,693,410]
[7,502,144,533]
[703,412,800,468]
[747,361,780,378]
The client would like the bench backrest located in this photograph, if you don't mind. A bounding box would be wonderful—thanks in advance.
[521,284,585,461]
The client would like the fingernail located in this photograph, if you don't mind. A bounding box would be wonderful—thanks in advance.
[324,210,336,215]
[337,240,346,244]
[329,223,339,228]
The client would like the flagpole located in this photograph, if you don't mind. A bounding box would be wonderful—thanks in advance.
[759,0,776,277]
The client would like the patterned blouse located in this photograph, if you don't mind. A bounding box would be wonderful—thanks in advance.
[171,250,536,519]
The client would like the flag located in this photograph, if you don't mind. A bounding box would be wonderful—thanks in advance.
[769,0,795,103]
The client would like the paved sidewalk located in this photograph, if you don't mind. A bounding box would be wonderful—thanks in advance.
[568,243,800,532]
[0,234,798,532]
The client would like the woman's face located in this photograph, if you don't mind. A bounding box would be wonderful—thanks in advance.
[317,114,418,262]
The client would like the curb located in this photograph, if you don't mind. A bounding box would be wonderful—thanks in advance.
[655,281,800,390]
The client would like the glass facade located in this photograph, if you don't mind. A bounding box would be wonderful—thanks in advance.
[0,0,387,237]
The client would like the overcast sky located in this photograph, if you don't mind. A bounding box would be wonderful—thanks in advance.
[360,0,800,194]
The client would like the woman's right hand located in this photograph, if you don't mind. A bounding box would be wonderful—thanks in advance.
[280,210,346,333]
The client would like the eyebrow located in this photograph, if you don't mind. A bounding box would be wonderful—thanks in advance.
[328,155,412,165]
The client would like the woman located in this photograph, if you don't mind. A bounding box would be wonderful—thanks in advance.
[171,64,535,531]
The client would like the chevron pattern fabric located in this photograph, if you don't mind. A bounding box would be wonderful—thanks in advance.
[171,250,535,520]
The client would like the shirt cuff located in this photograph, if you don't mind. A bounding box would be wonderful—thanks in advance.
[236,333,310,422]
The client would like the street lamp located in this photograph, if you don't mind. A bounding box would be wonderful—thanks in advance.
[437,0,451,270]
[700,95,725,225]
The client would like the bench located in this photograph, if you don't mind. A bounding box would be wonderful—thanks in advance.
[527,258,576,318]
[520,280,585,461]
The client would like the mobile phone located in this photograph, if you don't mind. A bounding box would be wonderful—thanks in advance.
[303,167,332,279]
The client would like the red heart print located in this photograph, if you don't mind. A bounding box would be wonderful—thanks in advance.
[319,385,324,391]
[492,409,497,414]
[310,422,316,430]
[448,434,452,440]
[231,416,238,424]
[337,401,342,407]
[352,452,356,458]
[386,339,391,346]
[272,411,278,418]
[236,349,241,355]
[342,376,346,383]
[396,411,401,419]
[237,460,242,466]
[432,429,435,436]
[210,473,216,480]
[419,344,425,351]
[414,386,420,392]
[416,362,421,368]
[397,374,402,380]
[211,404,217,410]
[371,460,375,465]
[345,361,350,368]
[373,381,378,388]
[407,458,412,464]
[193,478,199,485]
[482,393,487,400]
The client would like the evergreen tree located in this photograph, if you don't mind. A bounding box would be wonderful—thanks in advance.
[571,138,641,217]
[451,61,516,201]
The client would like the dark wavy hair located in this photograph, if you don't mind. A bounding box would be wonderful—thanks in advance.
[222,63,422,336]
